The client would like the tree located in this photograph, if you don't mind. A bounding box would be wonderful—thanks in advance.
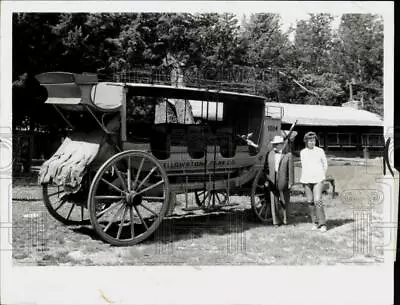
[243,13,292,68]
[52,13,129,73]
[294,13,335,74]
[184,13,244,70]
[12,13,62,78]
[332,14,383,116]
[240,14,297,101]
[334,14,383,83]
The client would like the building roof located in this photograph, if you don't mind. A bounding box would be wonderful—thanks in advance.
[266,102,383,127]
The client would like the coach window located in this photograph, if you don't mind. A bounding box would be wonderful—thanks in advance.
[126,95,156,142]
[187,100,223,159]
[222,101,263,157]
[126,94,173,160]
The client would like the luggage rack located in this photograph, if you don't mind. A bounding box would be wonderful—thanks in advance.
[100,68,264,96]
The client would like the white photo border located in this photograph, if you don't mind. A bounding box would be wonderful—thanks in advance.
[1,1,395,304]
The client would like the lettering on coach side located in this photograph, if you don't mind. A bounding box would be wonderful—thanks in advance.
[161,159,235,169]
[267,125,278,131]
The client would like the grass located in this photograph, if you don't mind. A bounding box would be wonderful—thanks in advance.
[12,162,385,266]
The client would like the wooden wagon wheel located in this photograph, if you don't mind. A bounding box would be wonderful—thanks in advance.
[251,169,272,223]
[194,189,228,211]
[42,181,91,225]
[88,150,170,246]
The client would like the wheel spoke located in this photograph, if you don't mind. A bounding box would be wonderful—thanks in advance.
[127,157,131,192]
[66,203,76,220]
[136,167,157,191]
[196,191,207,205]
[48,189,64,197]
[133,158,145,189]
[206,191,212,206]
[129,207,135,238]
[117,206,128,239]
[96,200,123,218]
[54,197,67,211]
[113,166,128,192]
[140,202,158,216]
[259,202,267,217]
[104,203,125,233]
[263,205,269,219]
[199,192,206,205]
[134,205,149,230]
[136,180,164,195]
[262,201,270,218]
[81,206,84,221]
[101,178,124,193]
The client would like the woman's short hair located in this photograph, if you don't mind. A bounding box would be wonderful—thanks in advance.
[303,131,318,143]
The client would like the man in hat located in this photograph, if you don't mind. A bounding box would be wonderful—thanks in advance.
[264,135,294,226]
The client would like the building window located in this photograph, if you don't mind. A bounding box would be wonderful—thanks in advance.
[318,133,325,147]
[325,132,361,148]
[362,134,384,148]
[327,133,339,147]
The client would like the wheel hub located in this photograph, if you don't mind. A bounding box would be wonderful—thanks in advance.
[125,192,142,206]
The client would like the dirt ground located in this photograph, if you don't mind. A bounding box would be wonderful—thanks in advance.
[12,161,385,266]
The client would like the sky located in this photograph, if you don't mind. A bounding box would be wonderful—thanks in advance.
[237,11,342,35]
[237,11,342,41]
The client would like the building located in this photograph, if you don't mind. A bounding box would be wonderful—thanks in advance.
[266,102,384,157]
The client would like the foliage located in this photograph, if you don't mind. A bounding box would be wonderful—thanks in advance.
[294,14,335,74]
[296,73,346,106]
[244,13,292,68]
[334,14,383,84]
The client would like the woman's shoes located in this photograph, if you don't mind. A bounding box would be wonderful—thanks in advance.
[319,225,327,233]
[311,223,327,232]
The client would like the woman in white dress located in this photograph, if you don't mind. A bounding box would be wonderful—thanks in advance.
[300,131,328,232]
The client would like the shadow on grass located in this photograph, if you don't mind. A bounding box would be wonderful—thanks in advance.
[71,226,103,241]
[66,206,354,247]
[67,208,267,246]
[144,209,262,245]
[326,218,354,230]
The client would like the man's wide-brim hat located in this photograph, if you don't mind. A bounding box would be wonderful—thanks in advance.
[303,131,317,142]
[271,135,284,144]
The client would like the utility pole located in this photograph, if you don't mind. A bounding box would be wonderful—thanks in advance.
[348,81,353,102]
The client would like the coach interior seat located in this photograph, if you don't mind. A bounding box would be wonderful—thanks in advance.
[187,125,207,159]
[216,127,236,158]
[150,124,171,160]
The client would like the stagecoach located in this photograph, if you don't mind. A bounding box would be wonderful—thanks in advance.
[37,71,287,246]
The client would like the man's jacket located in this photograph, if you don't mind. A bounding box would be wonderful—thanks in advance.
[264,150,294,191]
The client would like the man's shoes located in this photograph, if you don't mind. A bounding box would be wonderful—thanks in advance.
[319,225,327,233]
